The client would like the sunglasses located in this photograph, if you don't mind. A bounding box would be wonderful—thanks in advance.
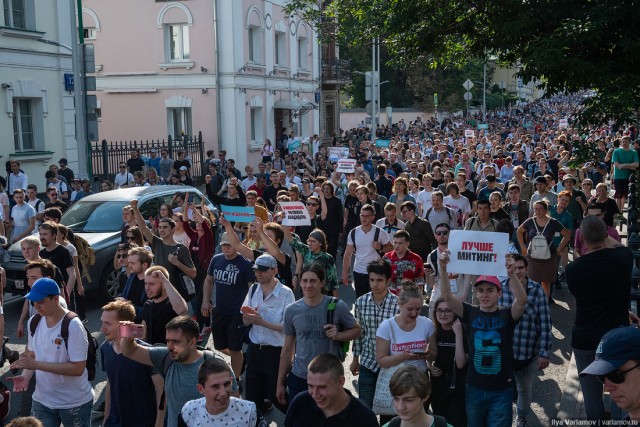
[116,254,128,259]
[596,362,640,384]
[435,230,449,236]
[306,203,318,207]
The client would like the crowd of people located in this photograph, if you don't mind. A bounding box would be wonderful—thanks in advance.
[0,93,639,426]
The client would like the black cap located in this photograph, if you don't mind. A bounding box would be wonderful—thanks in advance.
[59,158,68,165]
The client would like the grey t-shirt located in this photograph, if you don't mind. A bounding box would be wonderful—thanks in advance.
[425,206,457,232]
[150,235,194,290]
[159,158,174,180]
[148,347,238,427]
[283,296,358,379]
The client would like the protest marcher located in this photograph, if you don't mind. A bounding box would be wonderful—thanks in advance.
[10,189,35,244]
[351,260,399,409]
[424,191,457,232]
[612,135,639,213]
[277,264,361,406]
[317,181,344,259]
[497,254,552,427]
[141,266,188,345]
[284,353,378,427]
[400,201,437,262]
[443,183,472,229]
[118,246,151,322]
[580,326,640,423]
[567,216,632,422]
[464,200,498,232]
[376,203,405,241]
[121,316,239,427]
[590,182,620,227]
[438,252,526,427]
[342,204,392,297]
[382,230,425,295]
[529,176,557,214]
[573,204,621,258]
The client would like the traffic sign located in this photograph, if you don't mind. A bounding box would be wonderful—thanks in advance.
[463,92,473,101]
[463,79,474,91]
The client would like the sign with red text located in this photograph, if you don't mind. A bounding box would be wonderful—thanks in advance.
[278,201,311,226]
[447,230,508,276]
[464,129,475,138]
[336,159,356,174]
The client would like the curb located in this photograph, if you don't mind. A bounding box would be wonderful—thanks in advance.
[558,352,583,420]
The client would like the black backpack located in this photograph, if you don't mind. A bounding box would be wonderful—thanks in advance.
[30,312,98,381]
[349,226,381,253]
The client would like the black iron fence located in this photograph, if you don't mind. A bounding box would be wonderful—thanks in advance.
[89,132,206,184]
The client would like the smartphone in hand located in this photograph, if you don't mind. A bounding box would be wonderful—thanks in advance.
[119,323,145,339]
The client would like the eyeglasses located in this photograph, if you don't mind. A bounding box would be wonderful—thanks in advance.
[306,203,318,207]
[436,308,453,315]
[435,230,449,236]
[596,362,640,384]
[116,254,128,259]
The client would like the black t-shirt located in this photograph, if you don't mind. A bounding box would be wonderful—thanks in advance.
[172,159,191,174]
[252,249,292,290]
[122,274,148,322]
[142,297,179,345]
[284,390,379,427]
[462,303,516,390]
[489,208,510,221]
[318,196,343,235]
[344,194,359,230]
[127,157,145,173]
[296,215,321,243]
[433,327,468,388]
[567,246,632,350]
[461,189,477,205]
[40,245,73,284]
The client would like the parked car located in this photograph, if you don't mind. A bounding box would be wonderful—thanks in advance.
[3,185,214,300]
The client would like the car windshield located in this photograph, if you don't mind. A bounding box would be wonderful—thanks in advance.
[61,201,127,232]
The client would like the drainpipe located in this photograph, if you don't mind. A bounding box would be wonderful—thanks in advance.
[213,0,223,152]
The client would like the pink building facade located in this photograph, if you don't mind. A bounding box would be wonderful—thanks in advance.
[83,0,320,169]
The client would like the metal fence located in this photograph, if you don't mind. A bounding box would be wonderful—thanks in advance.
[89,132,206,184]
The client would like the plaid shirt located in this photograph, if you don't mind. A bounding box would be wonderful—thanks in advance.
[499,277,552,359]
[353,291,399,372]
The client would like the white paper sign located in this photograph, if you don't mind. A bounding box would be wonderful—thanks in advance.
[447,230,508,276]
[465,129,475,138]
[559,118,568,129]
[336,159,356,174]
[328,147,350,163]
[278,201,311,226]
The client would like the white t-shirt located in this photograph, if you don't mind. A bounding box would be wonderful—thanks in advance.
[181,397,257,427]
[241,176,257,192]
[347,225,391,274]
[173,231,191,248]
[28,313,94,409]
[114,172,134,189]
[11,203,35,237]
[443,195,472,229]
[376,316,435,371]
[416,190,433,216]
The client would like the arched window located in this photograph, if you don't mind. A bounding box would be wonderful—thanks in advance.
[297,22,310,71]
[246,6,263,64]
[157,3,194,66]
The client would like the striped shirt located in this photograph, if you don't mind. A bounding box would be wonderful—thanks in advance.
[353,291,399,372]
[498,277,552,360]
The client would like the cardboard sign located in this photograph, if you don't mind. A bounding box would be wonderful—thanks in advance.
[559,118,568,129]
[336,159,356,174]
[447,230,508,276]
[278,202,311,226]
[329,147,350,163]
[464,129,475,138]
[375,139,390,148]
[221,205,255,223]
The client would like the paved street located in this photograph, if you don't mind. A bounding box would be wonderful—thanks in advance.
[0,248,587,426]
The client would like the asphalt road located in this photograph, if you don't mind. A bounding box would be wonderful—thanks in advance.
[0,255,577,426]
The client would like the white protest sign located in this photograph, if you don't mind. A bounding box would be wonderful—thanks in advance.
[465,129,475,138]
[447,230,508,276]
[278,201,311,226]
[336,159,356,174]
[328,147,350,162]
[559,118,568,129]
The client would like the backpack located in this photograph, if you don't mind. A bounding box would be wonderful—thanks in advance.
[326,297,349,362]
[426,206,454,223]
[528,220,551,260]
[74,235,96,283]
[349,226,381,253]
[30,312,98,381]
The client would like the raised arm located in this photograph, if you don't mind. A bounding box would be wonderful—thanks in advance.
[437,250,464,317]
[220,215,254,260]
[505,256,527,321]
[253,218,285,265]
[130,199,155,243]
[156,270,188,315]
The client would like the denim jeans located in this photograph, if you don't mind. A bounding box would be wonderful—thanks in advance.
[465,383,512,427]
[514,358,537,420]
[32,399,93,427]
[573,348,627,421]
[286,372,308,404]
[358,365,378,409]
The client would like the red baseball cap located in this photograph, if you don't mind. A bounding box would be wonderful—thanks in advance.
[474,275,501,290]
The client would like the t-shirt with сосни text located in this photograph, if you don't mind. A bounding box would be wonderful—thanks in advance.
[206,253,254,315]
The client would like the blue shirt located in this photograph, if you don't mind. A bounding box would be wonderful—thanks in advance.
[207,253,255,315]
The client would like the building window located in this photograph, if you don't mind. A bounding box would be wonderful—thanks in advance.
[249,108,262,143]
[248,26,261,63]
[165,24,190,62]
[275,31,286,67]
[12,98,34,151]
[298,37,308,70]
[3,0,25,29]
[169,107,192,139]
[83,27,97,40]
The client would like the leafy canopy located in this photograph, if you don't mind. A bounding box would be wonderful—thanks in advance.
[286,0,640,124]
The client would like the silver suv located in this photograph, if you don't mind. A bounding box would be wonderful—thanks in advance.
[3,185,213,300]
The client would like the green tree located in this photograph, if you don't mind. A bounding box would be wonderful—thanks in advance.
[286,0,640,124]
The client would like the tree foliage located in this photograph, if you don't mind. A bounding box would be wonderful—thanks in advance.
[285,0,640,124]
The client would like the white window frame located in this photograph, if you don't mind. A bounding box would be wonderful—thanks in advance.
[83,27,97,40]
[298,36,308,70]
[12,98,35,151]
[275,31,286,67]
[168,107,192,139]
[3,0,27,29]
[164,23,190,62]
[248,25,261,64]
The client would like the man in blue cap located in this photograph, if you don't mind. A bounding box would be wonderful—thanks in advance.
[580,326,640,423]
[8,278,94,426]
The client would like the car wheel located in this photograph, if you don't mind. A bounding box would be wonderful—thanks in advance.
[100,267,120,302]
